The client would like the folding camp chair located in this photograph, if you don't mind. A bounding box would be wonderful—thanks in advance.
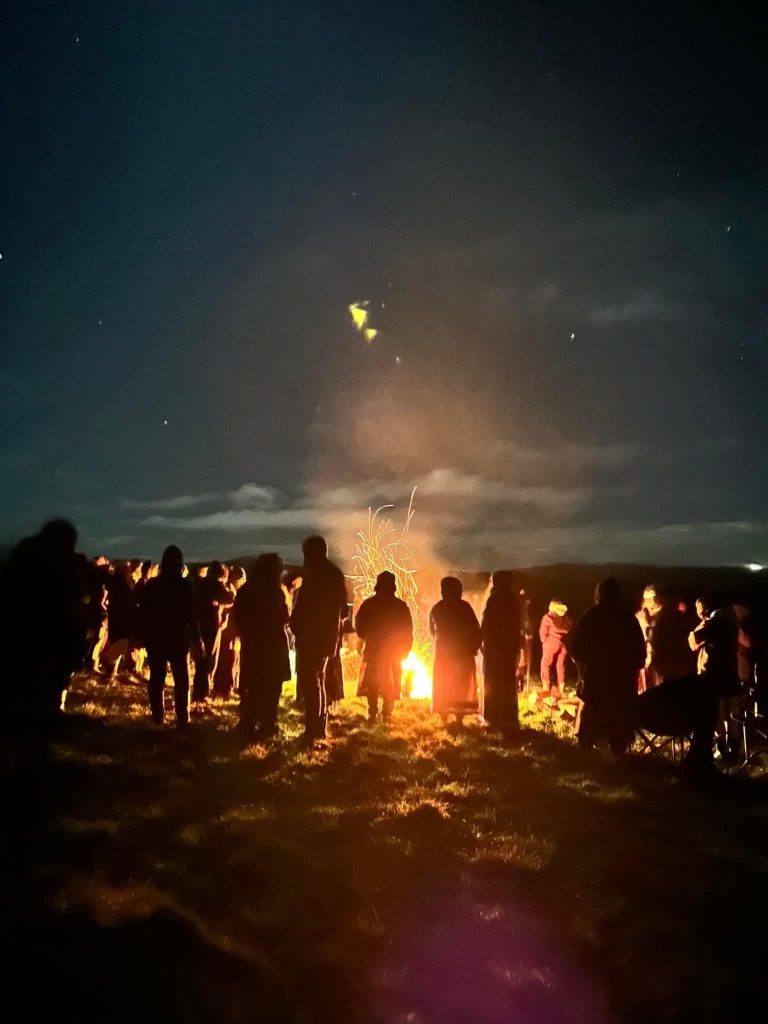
[634,728,689,762]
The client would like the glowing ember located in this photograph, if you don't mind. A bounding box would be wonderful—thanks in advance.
[402,650,431,700]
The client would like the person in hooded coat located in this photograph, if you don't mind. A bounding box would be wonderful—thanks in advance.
[138,545,203,728]
[570,577,646,752]
[430,576,481,721]
[539,600,572,695]
[355,571,413,724]
[480,571,522,732]
[232,554,291,741]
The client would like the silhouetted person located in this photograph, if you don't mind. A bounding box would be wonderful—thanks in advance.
[213,565,246,698]
[480,571,522,733]
[430,576,481,722]
[636,584,664,691]
[649,599,696,682]
[82,555,109,670]
[138,545,203,728]
[192,561,233,703]
[2,518,86,726]
[539,600,572,696]
[688,596,740,770]
[571,577,646,753]
[232,554,290,741]
[355,571,413,724]
[289,535,348,743]
[101,561,134,676]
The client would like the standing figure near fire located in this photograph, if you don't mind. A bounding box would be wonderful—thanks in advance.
[232,554,290,741]
[192,562,234,704]
[571,577,646,753]
[636,585,664,691]
[689,596,740,768]
[480,571,522,733]
[289,535,348,744]
[648,598,696,683]
[138,545,204,728]
[213,565,246,698]
[430,577,481,723]
[101,561,134,677]
[539,599,572,696]
[355,571,413,724]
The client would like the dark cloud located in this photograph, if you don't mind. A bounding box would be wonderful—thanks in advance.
[3,2,766,566]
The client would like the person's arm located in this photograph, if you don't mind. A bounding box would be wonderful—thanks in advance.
[689,618,707,652]
[354,599,369,641]
[539,616,550,643]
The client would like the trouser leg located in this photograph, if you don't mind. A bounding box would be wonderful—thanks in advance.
[260,678,282,735]
[555,647,567,687]
[169,654,190,727]
[213,641,235,697]
[239,684,258,738]
[302,653,328,737]
[192,652,210,701]
[367,694,379,720]
[208,628,222,687]
[382,698,394,721]
[540,649,554,686]
[147,653,167,723]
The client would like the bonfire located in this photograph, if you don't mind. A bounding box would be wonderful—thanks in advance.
[347,489,433,699]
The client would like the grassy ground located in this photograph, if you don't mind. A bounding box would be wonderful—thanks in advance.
[19,672,768,1024]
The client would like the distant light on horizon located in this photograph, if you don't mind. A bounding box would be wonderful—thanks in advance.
[744,563,765,573]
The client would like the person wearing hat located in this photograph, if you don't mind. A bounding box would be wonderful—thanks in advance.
[355,571,413,724]
[539,599,572,698]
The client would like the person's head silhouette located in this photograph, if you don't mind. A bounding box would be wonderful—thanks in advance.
[595,577,621,605]
[374,571,397,596]
[440,576,463,601]
[160,545,184,577]
[302,535,328,566]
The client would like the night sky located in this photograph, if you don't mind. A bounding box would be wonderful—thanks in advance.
[2,2,766,567]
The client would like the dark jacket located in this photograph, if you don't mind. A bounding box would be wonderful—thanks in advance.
[570,601,646,702]
[355,592,413,700]
[430,598,481,660]
[195,576,234,641]
[481,589,522,677]
[138,574,202,654]
[289,558,348,657]
[355,593,413,665]
[233,581,291,685]
[690,607,739,695]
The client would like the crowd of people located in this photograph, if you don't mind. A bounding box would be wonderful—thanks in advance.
[2,517,766,777]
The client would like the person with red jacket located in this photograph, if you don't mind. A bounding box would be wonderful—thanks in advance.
[539,600,572,696]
